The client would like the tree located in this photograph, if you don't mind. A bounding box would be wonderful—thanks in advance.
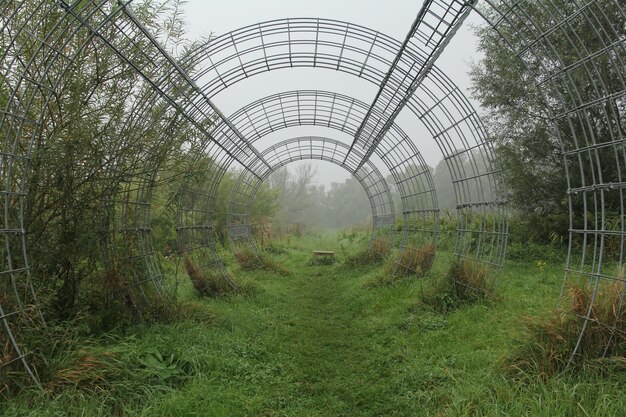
[267,164,371,231]
[271,164,320,226]
[469,0,624,243]
[322,178,371,229]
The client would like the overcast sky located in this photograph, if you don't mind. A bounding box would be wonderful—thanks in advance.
[180,0,483,187]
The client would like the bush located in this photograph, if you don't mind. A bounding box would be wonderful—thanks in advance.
[81,268,176,333]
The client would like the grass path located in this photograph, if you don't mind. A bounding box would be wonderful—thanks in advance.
[266,261,392,415]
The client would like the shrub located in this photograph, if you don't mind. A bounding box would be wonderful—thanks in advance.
[506,241,563,262]
[81,268,177,333]
[507,267,626,377]
[183,257,237,297]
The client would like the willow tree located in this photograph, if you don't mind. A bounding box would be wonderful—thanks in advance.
[1,0,192,320]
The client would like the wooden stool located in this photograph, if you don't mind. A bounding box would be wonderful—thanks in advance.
[312,250,335,261]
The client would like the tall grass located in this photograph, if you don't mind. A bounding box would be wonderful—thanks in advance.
[2,238,626,416]
[183,257,237,297]
[234,247,290,276]
[507,267,626,377]
[422,258,495,313]
[344,238,390,267]
[394,242,436,276]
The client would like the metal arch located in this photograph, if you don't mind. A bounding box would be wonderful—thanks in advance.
[474,0,625,361]
[54,1,272,295]
[215,90,438,273]
[180,17,507,277]
[177,89,432,276]
[227,136,396,256]
[46,1,278,306]
[4,0,620,384]
[0,2,504,384]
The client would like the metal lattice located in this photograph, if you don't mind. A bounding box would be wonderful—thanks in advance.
[179,17,507,278]
[217,90,438,271]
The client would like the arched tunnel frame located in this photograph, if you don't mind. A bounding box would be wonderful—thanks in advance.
[0,0,623,382]
[178,18,506,284]
[226,136,396,257]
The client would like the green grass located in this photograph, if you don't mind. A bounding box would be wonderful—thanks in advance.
[2,233,625,416]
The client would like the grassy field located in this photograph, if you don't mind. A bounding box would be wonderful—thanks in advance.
[2,232,625,416]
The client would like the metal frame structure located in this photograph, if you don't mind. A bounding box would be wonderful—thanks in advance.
[180,17,506,279]
[475,0,625,362]
[0,0,623,384]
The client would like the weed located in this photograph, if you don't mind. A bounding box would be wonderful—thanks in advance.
[183,257,237,297]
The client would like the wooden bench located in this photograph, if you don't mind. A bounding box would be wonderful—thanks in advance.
[312,250,335,260]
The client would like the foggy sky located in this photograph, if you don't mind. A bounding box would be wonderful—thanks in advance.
[180,0,483,187]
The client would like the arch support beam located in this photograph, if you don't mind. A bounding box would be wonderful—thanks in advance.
[350,0,477,169]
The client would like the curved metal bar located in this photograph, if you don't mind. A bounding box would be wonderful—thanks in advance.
[474,0,625,361]
[227,136,395,255]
